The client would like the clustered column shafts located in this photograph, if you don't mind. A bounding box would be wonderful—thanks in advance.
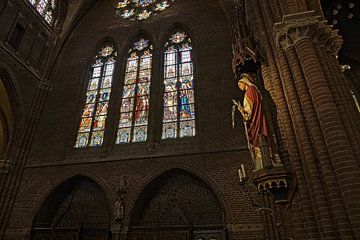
[294,35,360,238]
[285,44,353,239]
[261,2,338,237]
[247,0,360,238]
[275,12,360,239]
[317,48,360,161]
[248,0,320,238]
[0,84,50,238]
[275,43,338,239]
[261,66,291,170]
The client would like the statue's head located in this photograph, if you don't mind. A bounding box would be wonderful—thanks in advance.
[237,73,254,91]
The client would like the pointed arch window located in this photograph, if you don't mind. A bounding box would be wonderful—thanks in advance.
[162,32,195,139]
[27,0,56,25]
[116,39,153,144]
[75,45,117,148]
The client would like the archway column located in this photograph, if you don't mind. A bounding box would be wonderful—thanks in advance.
[246,1,319,238]
[274,10,360,239]
[0,80,51,239]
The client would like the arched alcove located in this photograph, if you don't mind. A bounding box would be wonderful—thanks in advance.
[130,169,225,240]
[30,175,111,240]
[0,67,22,174]
[0,77,13,156]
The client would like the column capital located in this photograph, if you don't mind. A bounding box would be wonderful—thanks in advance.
[37,79,52,91]
[273,11,343,55]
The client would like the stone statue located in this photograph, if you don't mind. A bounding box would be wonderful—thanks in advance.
[233,73,281,170]
[114,177,126,221]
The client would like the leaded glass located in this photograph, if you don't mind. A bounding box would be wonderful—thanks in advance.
[75,45,117,148]
[115,0,174,21]
[162,32,196,139]
[27,0,56,25]
[116,39,153,144]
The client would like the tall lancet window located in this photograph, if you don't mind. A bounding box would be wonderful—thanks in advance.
[116,39,153,144]
[27,0,56,25]
[162,32,195,139]
[75,45,117,148]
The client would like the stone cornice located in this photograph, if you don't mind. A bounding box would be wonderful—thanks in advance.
[273,11,343,55]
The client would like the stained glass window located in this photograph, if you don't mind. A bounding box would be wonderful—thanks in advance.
[75,45,117,148]
[114,0,175,21]
[27,0,56,25]
[116,39,153,144]
[162,32,195,139]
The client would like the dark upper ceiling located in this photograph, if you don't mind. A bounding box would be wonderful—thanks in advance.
[321,0,360,64]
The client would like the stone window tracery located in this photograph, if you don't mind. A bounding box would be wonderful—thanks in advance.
[27,0,56,25]
[75,45,117,148]
[116,39,153,144]
[114,0,174,21]
[162,32,196,139]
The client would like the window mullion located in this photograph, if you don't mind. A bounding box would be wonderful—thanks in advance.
[130,53,141,142]
[176,46,181,138]
[88,60,105,146]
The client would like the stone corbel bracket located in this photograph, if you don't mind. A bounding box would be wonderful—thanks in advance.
[253,166,292,205]
[273,10,343,55]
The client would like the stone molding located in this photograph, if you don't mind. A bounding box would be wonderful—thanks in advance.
[274,10,343,55]
[0,159,14,174]
[37,79,52,91]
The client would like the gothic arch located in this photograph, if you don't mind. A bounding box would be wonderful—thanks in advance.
[159,22,194,47]
[0,65,25,172]
[129,168,226,240]
[30,175,112,240]
[129,166,226,219]
[128,30,155,47]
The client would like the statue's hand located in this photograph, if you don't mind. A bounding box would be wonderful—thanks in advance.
[238,107,249,120]
[232,99,241,107]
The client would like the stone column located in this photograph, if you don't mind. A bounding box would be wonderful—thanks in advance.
[250,1,319,238]
[275,11,360,239]
[0,80,51,238]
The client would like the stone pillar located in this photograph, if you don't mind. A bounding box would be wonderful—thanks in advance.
[250,1,319,238]
[274,11,360,239]
[0,80,51,238]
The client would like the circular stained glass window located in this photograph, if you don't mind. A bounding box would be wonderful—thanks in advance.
[115,0,175,20]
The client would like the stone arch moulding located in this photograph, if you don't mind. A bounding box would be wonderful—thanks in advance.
[0,64,25,174]
[29,174,113,239]
[126,30,155,50]
[128,167,227,240]
[128,166,227,223]
[159,22,194,48]
[69,39,119,150]
[29,171,114,227]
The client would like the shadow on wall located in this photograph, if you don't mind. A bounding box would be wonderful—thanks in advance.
[29,175,112,240]
[0,74,15,174]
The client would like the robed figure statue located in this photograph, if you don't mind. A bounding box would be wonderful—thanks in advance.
[233,73,281,170]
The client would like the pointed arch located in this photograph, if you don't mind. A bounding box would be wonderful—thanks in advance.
[116,35,154,144]
[162,29,196,139]
[30,175,111,239]
[129,168,225,239]
[75,44,117,148]
[0,65,25,173]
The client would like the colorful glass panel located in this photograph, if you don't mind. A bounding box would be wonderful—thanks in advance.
[117,39,153,144]
[27,0,56,25]
[162,32,196,139]
[114,0,174,21]
[75,45,117,148]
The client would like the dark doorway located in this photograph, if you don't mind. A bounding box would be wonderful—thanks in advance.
[30,176,111,240]
[130,169,225,240]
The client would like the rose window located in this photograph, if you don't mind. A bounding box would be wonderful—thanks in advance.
[114,0,174,21]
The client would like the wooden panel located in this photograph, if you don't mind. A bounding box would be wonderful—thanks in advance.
[160,231,188,240]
